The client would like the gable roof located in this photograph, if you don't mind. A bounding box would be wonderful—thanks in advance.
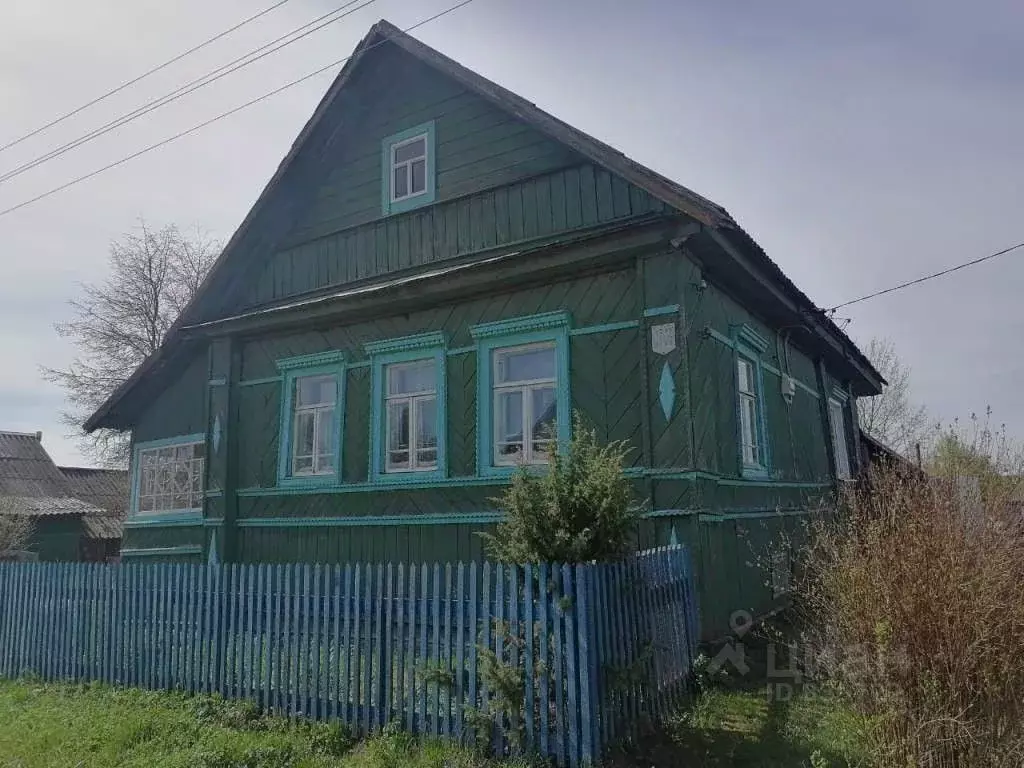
[0,431,102,517]
[86,20,883,431]
[58,467,128,516]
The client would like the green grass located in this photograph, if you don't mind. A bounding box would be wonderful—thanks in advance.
[0,679,527,768]
[0,677,866,767]
[605,688,868,767]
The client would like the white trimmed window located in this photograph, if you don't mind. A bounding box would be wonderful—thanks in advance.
[137,440,205,513]
[737,356,762,467]
[291,374,337,476]
[828,397,851,480]
[493,342,557,466]
[390,133,428,203]
[385,360,438,472]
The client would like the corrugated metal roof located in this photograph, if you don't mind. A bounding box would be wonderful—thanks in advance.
[0,496,98,517]
[82,515,123,540]
[59,467,128,515]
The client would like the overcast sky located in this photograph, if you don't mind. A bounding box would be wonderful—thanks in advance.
[2,0,1022,465]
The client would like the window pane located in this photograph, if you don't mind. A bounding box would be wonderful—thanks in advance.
[394,137,425,163]
[416,447,437,465]
[530,386,556,443]
[293,411,315,457]
[296,375,335,407]
[388,401,410,454]
[388,361,435,396]
[495,389,523,462]
[740,395,759,465]
[315,406,335,466]
[410,159,426,194]
[737,359,754,394]
[496,345,555,384]
[417,397,438,452]
[293,455,314,474]
[393,166,408,198]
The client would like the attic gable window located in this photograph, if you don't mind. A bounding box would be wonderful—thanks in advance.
[381,121,436,215]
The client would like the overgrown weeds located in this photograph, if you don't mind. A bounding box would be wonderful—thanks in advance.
[795,463,1024,767]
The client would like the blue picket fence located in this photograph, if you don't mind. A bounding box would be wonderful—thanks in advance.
[0,545,698,766]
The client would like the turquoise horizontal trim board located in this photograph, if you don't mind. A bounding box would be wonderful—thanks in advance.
[699,509,815,522]
[238,376,281,387]
[134,433,206,451]
[347,360,370,370]
[569,320,639,336]
[716,478,832,489]
[643,305,680,318]
[207,376,227,386]
[236,468,827,497]
[121,545,203,557]
[236,508,696,528]
[446,346,475,356]
[123,514,205,529]
[470,310,571,340]
[365,330,446,356]
[238,512,504,528]
[204,489,224,498]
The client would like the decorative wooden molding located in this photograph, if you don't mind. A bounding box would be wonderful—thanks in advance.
[275,350,345,372]
[469,310,571,339]
[364,331,446,356]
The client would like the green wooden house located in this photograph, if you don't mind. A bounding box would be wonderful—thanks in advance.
[86,21,883,640]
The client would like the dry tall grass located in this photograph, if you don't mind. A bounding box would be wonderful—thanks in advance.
[795,464,1024,767]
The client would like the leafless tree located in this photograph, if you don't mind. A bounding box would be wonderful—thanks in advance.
[858,337,930,456]
[42,220,219,466]
[0,500,34,557]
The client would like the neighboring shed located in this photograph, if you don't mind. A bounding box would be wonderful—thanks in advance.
[59,467,128,562]
[0,432,126,561]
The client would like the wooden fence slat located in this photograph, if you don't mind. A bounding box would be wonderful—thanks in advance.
[430,563,441,738]
[467,561,478,747]
[563,564,580,768]
[492,562,504,755]
[538,562,549,758]
[382,563,393,729]
[361,563,374,735]
[454,562,466,743]
[342,563,354,726]
[552,565,566,767]
[418,563,428,734]
[312,564,323,720]
[330,564,341,722]
[442,563,453,739]
[374,563,386,732]
[523,563,535,753]
[393,563,405,729]
[405,563,417,733]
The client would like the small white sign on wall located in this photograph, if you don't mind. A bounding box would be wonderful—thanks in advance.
[651,322,677,356]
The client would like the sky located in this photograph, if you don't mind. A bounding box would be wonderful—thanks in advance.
[1,0,1022,466]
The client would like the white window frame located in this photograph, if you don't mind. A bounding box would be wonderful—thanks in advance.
[384,359,438,473]
[134,437,205,515]
[828,396,852,480]
[492,341,558,467]
[291,374,337,477]
[737,355,763,469]
[389,132,429,204]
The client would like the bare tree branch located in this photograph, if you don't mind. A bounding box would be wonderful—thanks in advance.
[858,337,930,456]
[41,220,219,466]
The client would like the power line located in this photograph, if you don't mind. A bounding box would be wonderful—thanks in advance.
[0,0,294,156]
[0,0,378,186]
[827,240,1024,313]
[0,0,481,221]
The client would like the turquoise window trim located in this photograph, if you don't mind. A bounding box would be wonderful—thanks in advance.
[381,120,436,216]
[129,433,206,517]
[275,351,346,489]
[736,323,769,354]
[733,333,771,480]
[471,312,571,478]
[366,332,448,486]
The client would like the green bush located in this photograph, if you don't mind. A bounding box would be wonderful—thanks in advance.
[482,412,642,564]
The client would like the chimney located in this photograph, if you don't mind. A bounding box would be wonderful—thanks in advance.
[35,431,42,441]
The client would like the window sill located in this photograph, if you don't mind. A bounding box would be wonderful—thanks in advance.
[278,473,339,489]
[370,468,446,487]
[741,466,771,481]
